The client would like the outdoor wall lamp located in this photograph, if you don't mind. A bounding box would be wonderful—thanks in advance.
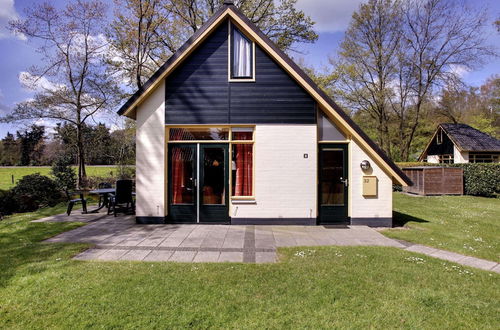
[360,160,371,171]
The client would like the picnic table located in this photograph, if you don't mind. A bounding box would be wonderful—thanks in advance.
[86,188,136,213]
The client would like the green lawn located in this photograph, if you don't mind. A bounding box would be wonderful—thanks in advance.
[385,193,500,262]
[0,166,118,190]
[0,206,499,328]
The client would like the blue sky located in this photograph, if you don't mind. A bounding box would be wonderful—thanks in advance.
[0,0,499,139]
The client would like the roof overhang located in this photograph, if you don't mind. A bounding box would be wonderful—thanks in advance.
[117,4,412,186]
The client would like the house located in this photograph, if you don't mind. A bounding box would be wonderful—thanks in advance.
[117,1,411,227]
[419,123,500,164]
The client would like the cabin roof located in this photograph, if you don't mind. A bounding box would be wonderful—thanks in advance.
[440,123,500,152]
[116,1,412,186]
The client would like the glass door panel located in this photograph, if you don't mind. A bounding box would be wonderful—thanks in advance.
[171,146,195,204]
[168,144,197,223]
[320,149,345,206]
[199,144,229,223]
[202,147,226,205]
[318,144,349,224]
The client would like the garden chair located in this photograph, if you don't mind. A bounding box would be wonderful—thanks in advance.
[97,182,112,208]
[67,191,88,216]
[107,179,135,217]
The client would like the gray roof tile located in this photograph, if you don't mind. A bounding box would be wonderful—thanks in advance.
[440,123,500,152]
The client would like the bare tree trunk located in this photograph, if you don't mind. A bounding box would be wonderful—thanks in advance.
[76,123,87,188]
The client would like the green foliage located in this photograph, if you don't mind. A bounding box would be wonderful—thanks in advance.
[396,162,500,197]
[449,163,500,197]
[11,174,63,212]
[16,125,45,166]
[0,189,18,217]
[0,132,20,166]
[51,156,77,199]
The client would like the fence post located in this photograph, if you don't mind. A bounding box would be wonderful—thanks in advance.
[11,174,14,184]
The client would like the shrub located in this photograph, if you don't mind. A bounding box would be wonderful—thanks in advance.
[116,165,135,180]
[0,189,18,217]
[51,156,77,199]
[396,162,434,168]
[12,174,63,212]
[449,163,500,197]
[83,176,116,190]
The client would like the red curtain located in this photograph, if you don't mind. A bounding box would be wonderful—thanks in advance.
[234,143,253,196]
[172,147,185,204]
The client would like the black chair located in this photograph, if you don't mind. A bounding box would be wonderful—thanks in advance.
[107,180,135,217]
[97,182,112,208]
[67,192,88,216]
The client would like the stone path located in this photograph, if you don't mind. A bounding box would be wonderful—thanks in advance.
[37,214,500,272]
[398,242,500,273]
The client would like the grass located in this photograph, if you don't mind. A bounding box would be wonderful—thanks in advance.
[384,193,500,262]
[0,166,118,190]
[0,205,499,328]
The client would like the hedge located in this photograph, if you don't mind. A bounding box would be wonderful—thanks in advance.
[396,162,500,197]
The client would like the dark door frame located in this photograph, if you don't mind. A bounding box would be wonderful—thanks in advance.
[318,143,350,224]
[167,143,230,224]
[199,143,230,223]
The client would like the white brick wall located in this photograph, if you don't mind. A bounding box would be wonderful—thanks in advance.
[135,81,165,217]
[454,146,469,163]
[349,141,392,219]
[427,155,440,163]
[230,124,317,219]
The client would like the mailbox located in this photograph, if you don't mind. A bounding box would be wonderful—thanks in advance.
[362,176,377,197]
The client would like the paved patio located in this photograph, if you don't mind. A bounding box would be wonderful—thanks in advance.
[41,214,403,263]
[38,213,500,272]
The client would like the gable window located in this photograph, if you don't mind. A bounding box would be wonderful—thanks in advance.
[436,129,443,145]
[230,25,253,80]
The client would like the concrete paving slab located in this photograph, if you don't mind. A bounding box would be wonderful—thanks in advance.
[73,248,108,260]
[96,249,129,261]
[458,257,498,271]
[169,250,196,262]
[218,252,244,262]
[255,252,277,263]
[428,250,466,262]
[405,244,440,255]
[143,250,174,262]
[193,251,220,263]
[119,249,152,261]
[491,264,500,274]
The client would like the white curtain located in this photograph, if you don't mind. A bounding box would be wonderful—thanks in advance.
[233,29,251,77]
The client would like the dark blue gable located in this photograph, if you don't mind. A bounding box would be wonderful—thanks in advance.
[165,20,316,124]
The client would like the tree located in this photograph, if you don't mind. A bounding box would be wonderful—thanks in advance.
[108,0,318,89]
[331,0,402,156]
[3,0,119,186]
[391,0,494,160]
[330,0,495,160]
[16,125,46,166]
[432,75,500,138]
[51,155,77,200]
[0,133,20,166]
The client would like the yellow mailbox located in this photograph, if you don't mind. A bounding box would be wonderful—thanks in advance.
[362,176,378,197]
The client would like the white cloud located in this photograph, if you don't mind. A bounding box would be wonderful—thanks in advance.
[0,0,26,40]
[449,64,470,79]
[0,88,9,115]
[296,0,365,33]
[18,71,62,92]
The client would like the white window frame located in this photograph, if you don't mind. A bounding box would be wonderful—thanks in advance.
[228,21,256,82]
